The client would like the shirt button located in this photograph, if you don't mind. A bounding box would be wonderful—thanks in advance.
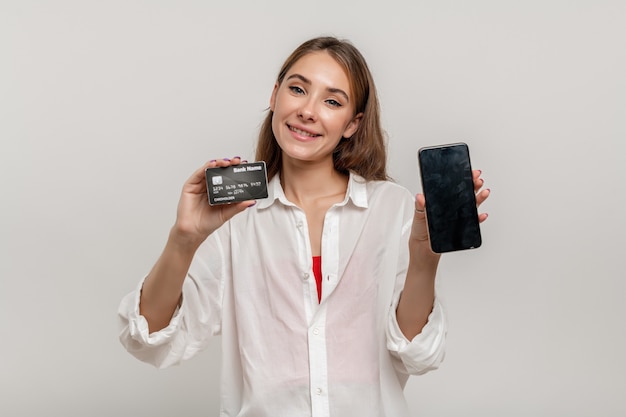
[316,388,322,395]
[303,272,310,280]
[313,327,320,335]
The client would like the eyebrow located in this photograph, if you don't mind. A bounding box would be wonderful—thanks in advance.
[286,73,350,102]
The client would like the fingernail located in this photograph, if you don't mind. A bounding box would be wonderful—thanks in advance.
[233,156,241,159]
[223,158,231,161]
[242,160,248,163]
[247,201,257,208]
[209,159,216,163]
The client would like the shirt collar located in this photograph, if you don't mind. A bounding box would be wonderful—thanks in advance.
[256,171,369,209]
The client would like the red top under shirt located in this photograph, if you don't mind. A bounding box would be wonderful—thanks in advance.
[312,256,322,303]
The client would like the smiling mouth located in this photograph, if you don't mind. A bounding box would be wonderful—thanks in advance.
[288,125,320,138]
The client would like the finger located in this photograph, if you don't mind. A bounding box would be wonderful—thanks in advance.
[478,212,489,223]
[186,159,218,189]
[188,156,244,191]
[475,188,490,207]
[219,200,257,223]
[213,157,234,167]
[472,169,483,191]
[414,193,426,215]
[475,177,485,193]
[213,155,245,167]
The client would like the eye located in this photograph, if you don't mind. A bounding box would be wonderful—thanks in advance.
[325,99,342,108]
[289,86,305,95]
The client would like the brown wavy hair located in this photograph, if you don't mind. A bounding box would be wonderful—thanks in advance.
[255,36,388,181]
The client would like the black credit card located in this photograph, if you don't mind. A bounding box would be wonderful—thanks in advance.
[205,161,269,205]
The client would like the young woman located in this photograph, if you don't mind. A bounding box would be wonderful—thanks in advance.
[119,36,489,417]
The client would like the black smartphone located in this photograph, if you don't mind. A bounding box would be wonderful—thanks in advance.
[417,142,482,253]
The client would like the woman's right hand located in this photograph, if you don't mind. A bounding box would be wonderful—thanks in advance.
[170,156,256,249]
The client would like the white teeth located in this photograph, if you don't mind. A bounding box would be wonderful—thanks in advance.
[290,126,317,137]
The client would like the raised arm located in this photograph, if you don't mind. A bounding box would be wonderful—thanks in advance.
[396,169,490,340]
[139,157,256,333]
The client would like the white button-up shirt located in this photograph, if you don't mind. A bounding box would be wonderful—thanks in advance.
[118,173,447,417]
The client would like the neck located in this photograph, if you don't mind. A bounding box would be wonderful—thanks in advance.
[280,155,348,206]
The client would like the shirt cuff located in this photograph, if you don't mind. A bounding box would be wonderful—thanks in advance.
[387,296,447,375]
[120,278,184,347]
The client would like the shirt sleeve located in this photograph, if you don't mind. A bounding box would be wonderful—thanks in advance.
[117,228,230,369]
[386,295,447,375]
[384,190,447,375]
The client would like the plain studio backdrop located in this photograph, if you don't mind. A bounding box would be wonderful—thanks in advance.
[1,1,624,416]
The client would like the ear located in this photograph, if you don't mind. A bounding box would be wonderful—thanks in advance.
[343,112,363,139]
[269,82,279,112]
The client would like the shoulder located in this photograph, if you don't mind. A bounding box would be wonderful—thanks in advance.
[348,173,412,209]
[350,176,414,219]
[359,179,415,232]
[364,179,414,204]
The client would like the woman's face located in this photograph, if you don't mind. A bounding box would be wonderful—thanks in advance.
[270,51,362,167]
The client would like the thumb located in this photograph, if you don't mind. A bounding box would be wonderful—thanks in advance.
[411,194,429,242]
[414,193,426,215]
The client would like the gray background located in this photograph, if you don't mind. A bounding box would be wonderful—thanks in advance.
[1,1,624,416]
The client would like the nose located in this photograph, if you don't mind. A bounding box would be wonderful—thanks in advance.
[297,98,317,122]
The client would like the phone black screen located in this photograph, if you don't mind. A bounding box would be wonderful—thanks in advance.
[418,143,482,253]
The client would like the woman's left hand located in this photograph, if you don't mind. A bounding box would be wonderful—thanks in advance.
[411,169,490,244]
